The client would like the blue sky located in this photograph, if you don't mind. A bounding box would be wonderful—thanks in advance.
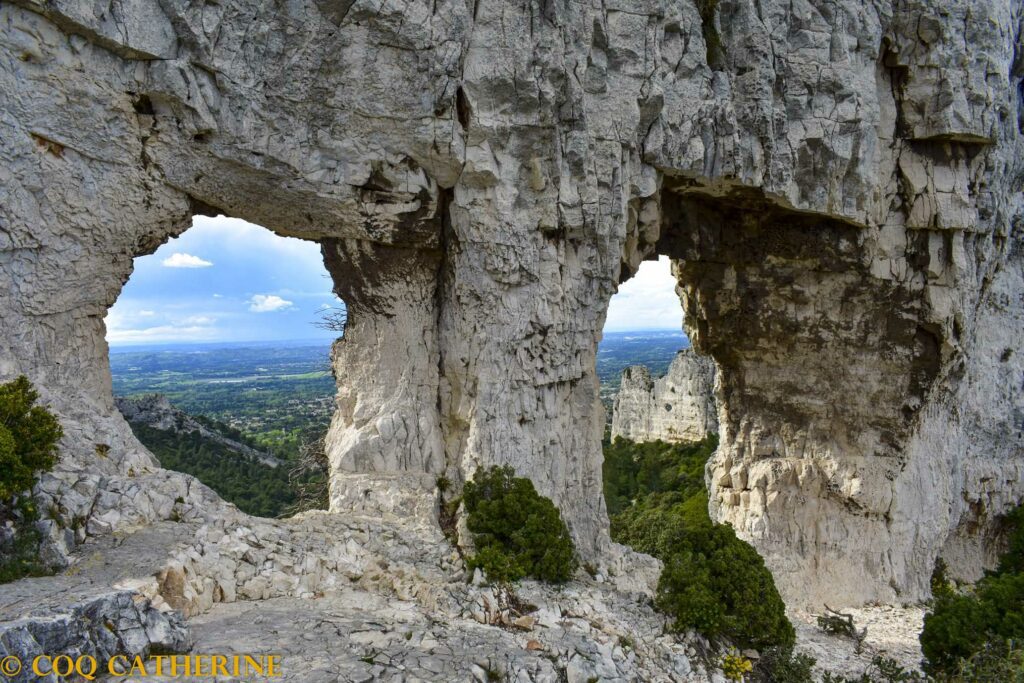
[106,217,681,346]
[106,216,340,345]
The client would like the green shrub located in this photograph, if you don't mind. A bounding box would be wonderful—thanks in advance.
[0,376,63,502]
[948,640,1024,683]
[603,435,716,516]
[752,646,816,683]
[921,504,1024,677]
[650,495,794,650]
[463,465,577,583]
[997,504,1024,576]
[130,422,298,518]
[921,572,1024,676]
[605,435,794,651]
[0,376,62,584]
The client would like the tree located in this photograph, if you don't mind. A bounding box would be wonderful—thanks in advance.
[605,435,794,651]
[0,376,62,503]
[463,465,578,583]
[0,376,62,583]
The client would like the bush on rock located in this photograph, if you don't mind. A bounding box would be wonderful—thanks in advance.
[604,435,794,652]
[921,504,1024,677]
[0,376,62,501]
[0,375,62,583]
[463,465,577,583]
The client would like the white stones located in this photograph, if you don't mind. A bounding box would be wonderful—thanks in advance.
[1,511,716,682]
[611,350,718,445]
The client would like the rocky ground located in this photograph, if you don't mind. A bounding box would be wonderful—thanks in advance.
[792,605,926,678]
[0,503,934,682]
[1,509,725,683]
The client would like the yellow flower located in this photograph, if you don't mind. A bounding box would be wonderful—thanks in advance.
[720,651,753,682]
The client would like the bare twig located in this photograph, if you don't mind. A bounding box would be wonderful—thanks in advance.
[285,433,330,515]
[817,604,868,653]
[314,305,347,333]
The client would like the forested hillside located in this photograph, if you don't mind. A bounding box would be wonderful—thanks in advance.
[129,422,298,517]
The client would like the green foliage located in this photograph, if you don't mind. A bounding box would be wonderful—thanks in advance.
[920,505,1024,677]
[463,466,577,583]
[930,558,955,600]
[602,435,715,517]
[752,646,816,683]
[129,422,298,518]
[604,435,794,651]
[0,376,63,501]
[945,640,1024,683]
[0,376,62,584]
[997,505,1024,576]
[653,505,795,650]
[818,656,927,683]
[0,499,49,584]
[921,572,1024,676]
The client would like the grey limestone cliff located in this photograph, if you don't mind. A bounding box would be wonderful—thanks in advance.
[611,349,718,444]
[1,0,1022,609]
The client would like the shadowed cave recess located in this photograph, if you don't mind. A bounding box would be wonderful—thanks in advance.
[1,0,1022,616]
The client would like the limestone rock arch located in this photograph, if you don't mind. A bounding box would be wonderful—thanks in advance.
[1,0,1022,606]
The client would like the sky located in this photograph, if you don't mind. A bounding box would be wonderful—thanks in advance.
[603,256,683,332]
[106,217,682,346]
[105,216,341,346]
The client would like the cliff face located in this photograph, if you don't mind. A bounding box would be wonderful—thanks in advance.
[1,0,1022,607]
[611,350,718,444]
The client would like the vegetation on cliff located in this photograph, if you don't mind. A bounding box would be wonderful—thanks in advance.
[0,376,62,583]
[920,505,1024,678]
[603,434,795,651]
[463,465,577,583]
[128,421,303,518]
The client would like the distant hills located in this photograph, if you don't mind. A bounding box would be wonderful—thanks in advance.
[116,395,283,468]
[117,395,298,517]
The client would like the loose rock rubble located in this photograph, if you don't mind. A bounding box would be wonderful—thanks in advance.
[791,605,927,678]
[1,513,718,682]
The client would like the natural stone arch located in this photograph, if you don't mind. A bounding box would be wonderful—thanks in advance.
[2,0,1022,609]
[643,165,1024,606]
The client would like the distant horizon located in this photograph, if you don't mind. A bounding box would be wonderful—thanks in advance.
[106,217,684,346]
[108,328,687,353]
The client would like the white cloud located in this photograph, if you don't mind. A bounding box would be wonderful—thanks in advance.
[105,306,220,344]
[162,252,213,268]
[138,310,155,317]
[604,256,683,331]
[248,294,293,313]
[107,325,220,344]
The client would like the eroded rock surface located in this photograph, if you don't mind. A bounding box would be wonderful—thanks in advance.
[611,349,718,444]
[1,514,712,683]
[1,0,1022,608]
